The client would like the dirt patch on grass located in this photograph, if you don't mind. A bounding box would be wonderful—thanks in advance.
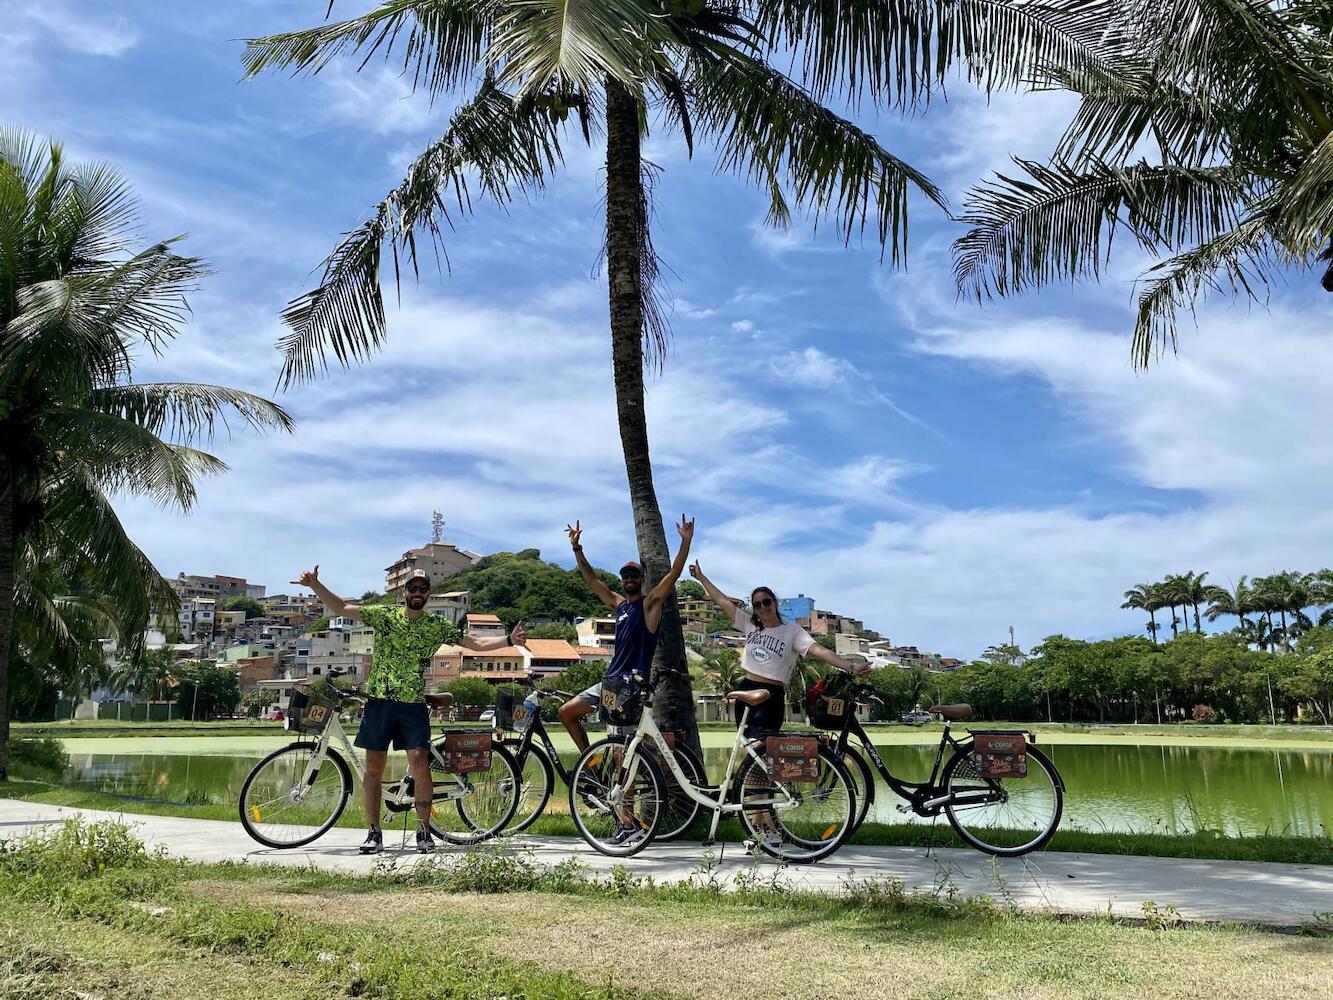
[185,881,1333,1000]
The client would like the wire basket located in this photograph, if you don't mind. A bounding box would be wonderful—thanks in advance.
[286,680,341,735]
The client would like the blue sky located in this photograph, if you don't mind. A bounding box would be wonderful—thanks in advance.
[8,1,1333,658]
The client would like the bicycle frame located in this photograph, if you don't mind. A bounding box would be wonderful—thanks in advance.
[615,700,803,845]
[498,695,576,785]
[293,708,477,816]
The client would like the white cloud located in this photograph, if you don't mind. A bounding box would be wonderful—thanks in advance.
[730,319,754,333]
[770,346,931,430]
[316,63,439,136]
[24,2,140,58]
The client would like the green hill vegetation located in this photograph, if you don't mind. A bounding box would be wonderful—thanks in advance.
[433,550,624,627]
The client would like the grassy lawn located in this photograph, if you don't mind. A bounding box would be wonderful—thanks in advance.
[3,778,1329,866]
[2,818,1331,1000]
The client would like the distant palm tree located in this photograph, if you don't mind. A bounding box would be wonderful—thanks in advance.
[0,130,293,779]
[1121,583,1164,644]
[1204,576,1253,630]
[954,1,1333,368]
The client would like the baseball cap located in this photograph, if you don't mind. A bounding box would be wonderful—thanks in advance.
[405,569,432,586]
[619,560,643,576]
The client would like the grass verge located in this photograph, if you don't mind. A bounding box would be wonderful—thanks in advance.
[3,818,1332,1000]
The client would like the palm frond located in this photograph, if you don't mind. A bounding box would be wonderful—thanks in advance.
[686,49,945,263]
[1131,213,1278,367]
[277,80,566,386]
[242,0,495,97]
[91,383,294,444]
[43,408,228,509]
[953,158,1249,299]
[488,0,680,94]
[754,0,1129,109]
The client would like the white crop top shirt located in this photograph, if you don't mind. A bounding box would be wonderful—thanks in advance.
[733,605,816,684]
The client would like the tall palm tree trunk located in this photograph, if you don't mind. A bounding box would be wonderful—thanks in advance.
[604,77,697,751]
[0,467,14,782]
[1148,607,1158,644]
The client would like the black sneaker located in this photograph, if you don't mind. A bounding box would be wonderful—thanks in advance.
[358,827,383,855]
[415,824,436,854]
[610,823,641,847]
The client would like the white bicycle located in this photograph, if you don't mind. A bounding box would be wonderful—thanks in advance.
[567,672,858,863]
[238,672,521,848]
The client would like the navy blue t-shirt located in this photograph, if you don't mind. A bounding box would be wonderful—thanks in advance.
[604,598,658,683]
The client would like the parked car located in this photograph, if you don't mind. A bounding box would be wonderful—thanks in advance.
[900,709,932,726]
[478,708,496,725]
[262,708,285,722]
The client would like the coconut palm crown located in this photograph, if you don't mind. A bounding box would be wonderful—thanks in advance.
[954,0,1333,367]
[0,130,294,778]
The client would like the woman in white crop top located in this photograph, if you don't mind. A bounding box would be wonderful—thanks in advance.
[688,561,867,737]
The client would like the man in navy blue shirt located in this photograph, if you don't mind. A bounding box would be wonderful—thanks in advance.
[559,514,694,750]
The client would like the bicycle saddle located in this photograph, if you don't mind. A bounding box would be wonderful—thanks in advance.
[928,703,972,720]
[424,692,454,709]
[726,689,772,706]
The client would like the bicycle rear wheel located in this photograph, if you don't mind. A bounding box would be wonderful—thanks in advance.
[238,742,352,848]
[656,744,704,842]
[568,738,666,857]
[503,740,556,834]
[942,743,1064,856]
[430,741,522,845]
[735,744,856,864]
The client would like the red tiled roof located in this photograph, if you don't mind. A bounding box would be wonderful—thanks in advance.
[575,645,609,656]
[524,639,579,660]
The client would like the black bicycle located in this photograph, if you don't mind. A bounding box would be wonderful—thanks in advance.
[807,678,1064,856]
[493,680,707,841]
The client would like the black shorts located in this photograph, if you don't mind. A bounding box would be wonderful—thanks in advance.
[354,698,431,751]
[733,677,786,739]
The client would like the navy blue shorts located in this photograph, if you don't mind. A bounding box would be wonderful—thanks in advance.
[354,698,431,752]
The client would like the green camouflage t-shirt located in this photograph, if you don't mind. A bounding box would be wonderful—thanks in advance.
[358,605,461,703]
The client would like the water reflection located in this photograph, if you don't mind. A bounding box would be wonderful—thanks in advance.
[64,742,1333,837]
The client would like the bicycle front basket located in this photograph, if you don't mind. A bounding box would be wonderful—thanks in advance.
[438,730,493,774]
[286,683,339,734]
[971,731,1028,778]
[598,674,644,727]
[807,675,854,730]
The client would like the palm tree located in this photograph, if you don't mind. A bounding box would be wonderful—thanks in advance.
[954,1,1333,367]
[243,1,1022,739]
[1121,582,1164,644]
[1160,574,1188,639]
[1179,570,1210,633]
[0,131,293,779]
[1204,576,1253,630]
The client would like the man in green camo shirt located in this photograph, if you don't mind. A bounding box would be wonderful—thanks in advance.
[292,565,526,854]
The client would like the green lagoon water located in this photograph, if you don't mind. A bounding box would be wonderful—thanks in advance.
[61,741,1332,837]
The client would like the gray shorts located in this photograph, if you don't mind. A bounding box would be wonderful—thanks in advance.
[575,683,623,735]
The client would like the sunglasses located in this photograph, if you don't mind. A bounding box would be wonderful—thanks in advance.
[405,585,430,595]
[754,597,775,610]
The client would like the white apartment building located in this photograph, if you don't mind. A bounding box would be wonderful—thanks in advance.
[384,542,480,594]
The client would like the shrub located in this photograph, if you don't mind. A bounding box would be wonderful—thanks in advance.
[1191,704,1217,723]
[5,737,69,780]
[0,819,161,880]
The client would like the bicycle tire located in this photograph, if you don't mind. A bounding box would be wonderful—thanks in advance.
[942,742,1064,856]
[502,740,556,834]
[656,743,704,842]
[837,742,875,834]
[734,743,856,864]
[238,741,352,849]
[568,737,666,858]
[430,741,522,845]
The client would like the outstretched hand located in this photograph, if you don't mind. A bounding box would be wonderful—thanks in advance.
[566,520,582,549]
[676,513,695,542]
[688,559,703,580]
[509,620,527,648]
[291,565,320,589]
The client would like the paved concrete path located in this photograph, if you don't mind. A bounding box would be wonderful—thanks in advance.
[3,800,1330,929]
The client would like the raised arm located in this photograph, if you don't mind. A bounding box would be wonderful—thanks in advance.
[462,621,528,651]
[648,514,695,607]
[687,561,738,622]
[291,565,357,619]
[567,520,623,612]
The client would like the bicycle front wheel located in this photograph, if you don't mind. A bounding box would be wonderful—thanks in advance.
[942,742,1064,856]
[238,742,352,848]
[568,738,666,857]
[735,743,856,864]
[430,741,522,845]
